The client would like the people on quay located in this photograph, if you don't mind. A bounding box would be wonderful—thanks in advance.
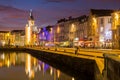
[75,46,79,55]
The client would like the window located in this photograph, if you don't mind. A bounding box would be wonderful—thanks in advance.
[108,18,111,23]
[100,27,103,32]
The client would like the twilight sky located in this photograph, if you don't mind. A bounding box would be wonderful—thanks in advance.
[0,0,120,31]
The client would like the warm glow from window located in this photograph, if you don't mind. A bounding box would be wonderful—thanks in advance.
[33,34,36,39]
[115,34,117,39]
[7,33,10,37]
[100,27,103,32]
[93,17,97,23]
[57,26,60,33]
[27,26,30,44]
[7,60,10,67]
[50,28,53,33]
[100,36,104,42]
[115,13,119,20]
[71,24,76,32]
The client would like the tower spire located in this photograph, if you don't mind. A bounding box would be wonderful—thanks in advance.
[30,9,32,16]
[29,9,34,20]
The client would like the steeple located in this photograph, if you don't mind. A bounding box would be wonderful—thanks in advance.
[29,9,34,20]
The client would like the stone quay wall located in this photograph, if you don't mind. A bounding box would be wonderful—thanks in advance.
[104,54,120,80]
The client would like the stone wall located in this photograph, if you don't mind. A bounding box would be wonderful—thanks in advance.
[104,54,120,80]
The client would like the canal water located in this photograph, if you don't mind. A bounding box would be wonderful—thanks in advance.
[0,52,75,80]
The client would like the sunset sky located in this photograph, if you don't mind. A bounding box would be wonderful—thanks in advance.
[0,0,120,31]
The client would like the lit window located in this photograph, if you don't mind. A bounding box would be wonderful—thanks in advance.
[100,27,103,32]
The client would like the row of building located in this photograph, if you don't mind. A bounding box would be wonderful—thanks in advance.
[53,9,120,49]
[0,9,120,49]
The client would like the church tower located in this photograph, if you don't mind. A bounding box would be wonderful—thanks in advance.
[25,9,37,46]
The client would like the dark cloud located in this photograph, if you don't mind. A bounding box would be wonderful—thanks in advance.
[45,0,76,3]
[0,5,28,30]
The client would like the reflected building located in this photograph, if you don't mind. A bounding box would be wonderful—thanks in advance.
[0,52,75,80]
[25,54,38,79]
[0,52,24,67]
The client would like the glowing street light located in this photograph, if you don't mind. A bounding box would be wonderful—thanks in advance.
[115,13,119,20]
[57,26,60,33]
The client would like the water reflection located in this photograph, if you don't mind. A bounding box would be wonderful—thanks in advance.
[0,52,75,80]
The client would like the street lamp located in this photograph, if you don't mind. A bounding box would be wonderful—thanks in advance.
[115,13,119,20]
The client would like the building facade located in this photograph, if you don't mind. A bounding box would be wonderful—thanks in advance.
[89,9,113,48]
[0,31,10,46]
[11,30,25,46]
[54,15,89,47]
[112,11,120,49]
[38,26,54,46]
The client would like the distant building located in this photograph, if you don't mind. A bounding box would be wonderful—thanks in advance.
[38,25,54,46]
[11,30,25,46]
[25,10,38,46]
[111,11,120,49]
[89,9,113,48]
[55,15,89,47]
[0,31,10,46]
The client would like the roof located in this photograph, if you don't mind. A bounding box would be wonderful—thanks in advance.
[0,31,9,33]
[90,9,114,17]
[11,30,25,35]
[77,15,89,23]
[57,15,88,23]
[11,30,24,33]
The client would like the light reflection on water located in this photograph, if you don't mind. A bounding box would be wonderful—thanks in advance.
[0,52,75,80]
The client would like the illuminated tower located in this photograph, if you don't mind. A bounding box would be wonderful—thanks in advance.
[25,9,37,46]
